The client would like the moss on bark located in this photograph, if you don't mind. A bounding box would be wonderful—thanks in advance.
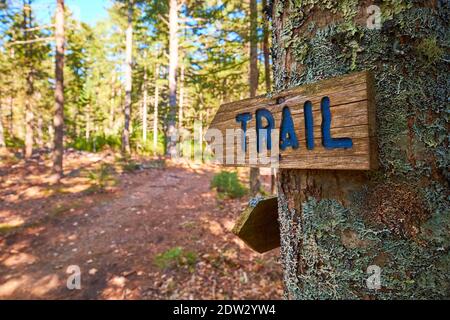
[271,0,449,299]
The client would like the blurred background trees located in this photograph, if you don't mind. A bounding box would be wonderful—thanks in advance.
[0,0,271,165]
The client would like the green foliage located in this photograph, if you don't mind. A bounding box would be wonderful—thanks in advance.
[115,156,166,173]
[70,135,121,153]
[130,128,165,155]
[5,135,24,149]
[211,171,247,199]
[0,0,257,158]
[154,247,198,271]
[87,164,117,191]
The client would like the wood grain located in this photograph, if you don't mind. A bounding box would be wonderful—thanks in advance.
[207,71,378,170]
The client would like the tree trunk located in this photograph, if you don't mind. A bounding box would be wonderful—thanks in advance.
[24,75,34,159]
[153,61,159,154]
[52,0,65,181]
[109,73,116,135]
[0,102,5,150]
[37,115,43,148]
[23,1,34,159]
[47,123,54,149]
[262,0,276,195]
[166,0,178,157]
[122,0,133,155]
[262,0,271,92]
[9,95,13,136]
[272,0,449,299]
[142,55,148,144]
[85,104,91,141]
[249,0,260,196]
[178,62,184,129]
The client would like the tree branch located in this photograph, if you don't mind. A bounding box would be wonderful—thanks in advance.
[158,14,169,27]
[6,37,55,46]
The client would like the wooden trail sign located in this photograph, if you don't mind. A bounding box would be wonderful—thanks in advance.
[207,71,377,170]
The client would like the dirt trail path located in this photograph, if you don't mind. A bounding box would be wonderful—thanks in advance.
[0,155,282,299]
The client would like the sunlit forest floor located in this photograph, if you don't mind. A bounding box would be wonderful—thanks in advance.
[0,150,282,299]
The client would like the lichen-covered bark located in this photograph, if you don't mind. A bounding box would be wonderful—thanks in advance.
[271,0,449,299]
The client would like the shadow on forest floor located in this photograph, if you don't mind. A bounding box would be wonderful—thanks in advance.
[0,150,282,299]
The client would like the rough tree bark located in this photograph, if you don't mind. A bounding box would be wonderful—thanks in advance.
[272,0,449,299]
[262,0,271,92]
[249,0,260,196]
[166,0,179,157]
[122,0,133,155]
[262,0,276,195]
[52,0,65,181]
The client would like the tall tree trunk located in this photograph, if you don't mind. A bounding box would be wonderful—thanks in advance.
[262,0,275,195]
[24,74,34,159]
[142,55,148,144]
[178,63,184,129]
[122,0,133,155]
[262,0,271,92]
[52,0,65,181]
[272,0,449,299]
[109,73,116,135]
[166,0,178,157]
[37,115,43,148]
[249,0,260,196]
[85,104,91,140]
[153,62,159,154]
[9,95,13,136]
[47,123,54,149]
[23,1,34,159]
[0,102,5,151]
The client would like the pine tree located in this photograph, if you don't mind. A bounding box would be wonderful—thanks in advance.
[51,0,65,182]
[2,0,51,156]
[122,0,133,155]
[166,0,179,157]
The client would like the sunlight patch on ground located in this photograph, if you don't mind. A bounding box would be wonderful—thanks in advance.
[0,215,25,233]
[3,239,32,253]
[200,217,225,236]
[0,275,31,298]
[0,273,60,298]
[2,252,37,267]
[60,180,92,194]
[23,225,46,237]
[19,186,51,200]
[101,276,128,300]
[0,210,23,224]
[222,219,235,232]
[30,274,60,296]
[232,238,248,250]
